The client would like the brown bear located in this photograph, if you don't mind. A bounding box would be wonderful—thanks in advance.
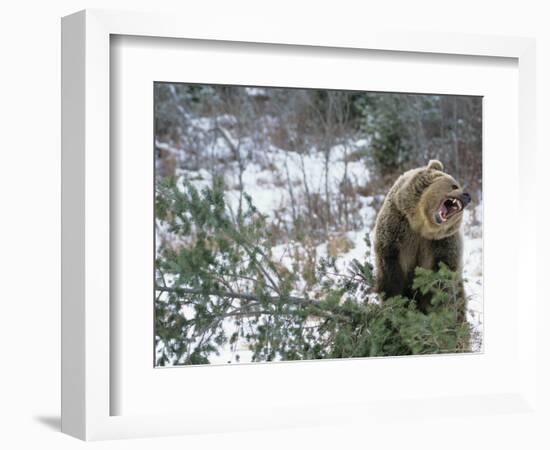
[373,160,471,317]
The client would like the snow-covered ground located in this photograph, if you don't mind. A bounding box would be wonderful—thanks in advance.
[462,203,484,351]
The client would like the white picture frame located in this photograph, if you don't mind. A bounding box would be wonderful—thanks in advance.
[61,9,537,441]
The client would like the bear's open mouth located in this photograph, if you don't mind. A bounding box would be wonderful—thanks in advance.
[435,197,463,224]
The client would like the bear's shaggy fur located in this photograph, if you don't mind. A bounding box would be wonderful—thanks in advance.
[373,160,471,316]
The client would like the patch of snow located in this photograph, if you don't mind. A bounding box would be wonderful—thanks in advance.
[245,87,268,97]
[462,202,484,351]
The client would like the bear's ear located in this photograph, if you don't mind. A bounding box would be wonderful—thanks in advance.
[427,159,444,171]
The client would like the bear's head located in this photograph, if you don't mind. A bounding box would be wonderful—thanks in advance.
[394,160,472,240]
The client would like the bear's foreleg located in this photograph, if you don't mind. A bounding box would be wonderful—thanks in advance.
[375,244,408,299]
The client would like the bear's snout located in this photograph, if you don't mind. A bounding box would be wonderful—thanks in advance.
[460,192,471,206]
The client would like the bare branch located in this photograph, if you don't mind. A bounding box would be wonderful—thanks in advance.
[156,285,312,306]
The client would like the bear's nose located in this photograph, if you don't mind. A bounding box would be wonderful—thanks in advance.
[461,192,471,206]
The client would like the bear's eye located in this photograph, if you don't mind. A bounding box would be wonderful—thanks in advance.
[451,184,459,190]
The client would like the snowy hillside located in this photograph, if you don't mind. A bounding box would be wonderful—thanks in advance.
[154,84,484,365]
[156,116,483,364]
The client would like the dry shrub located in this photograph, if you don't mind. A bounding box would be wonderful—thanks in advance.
[268,125,291,149]
[255,177,271,187]
[327,233,354,258]
[355,182,376,198]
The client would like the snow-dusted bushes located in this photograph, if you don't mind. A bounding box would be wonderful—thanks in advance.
[153,83,483,365]
[155,179,477,365]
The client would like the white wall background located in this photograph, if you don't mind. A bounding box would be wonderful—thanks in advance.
[0,1,547,448]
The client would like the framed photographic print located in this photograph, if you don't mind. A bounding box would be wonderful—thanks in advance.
[62,9,538,441]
